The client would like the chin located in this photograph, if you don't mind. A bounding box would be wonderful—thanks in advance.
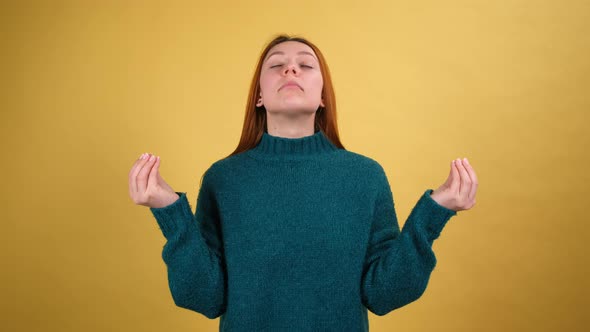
[271,102,320,114]
[268,107,317,115]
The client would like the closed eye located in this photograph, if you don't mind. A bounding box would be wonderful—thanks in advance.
[269,64,314,69]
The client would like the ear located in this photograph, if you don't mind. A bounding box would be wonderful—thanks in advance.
[320,98,325,108]
[256,94,263,107]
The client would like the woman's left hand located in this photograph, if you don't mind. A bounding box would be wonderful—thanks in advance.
[430,158,478,212]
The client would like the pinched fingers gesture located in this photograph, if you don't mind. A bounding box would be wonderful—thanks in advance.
[128,153,179,208]
[430,158,478,212]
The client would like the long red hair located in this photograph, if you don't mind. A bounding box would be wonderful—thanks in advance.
[226,35,346,158]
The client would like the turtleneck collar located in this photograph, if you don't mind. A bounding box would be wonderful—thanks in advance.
[246,130,339,161]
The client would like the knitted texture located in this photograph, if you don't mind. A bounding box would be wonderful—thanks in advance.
[150,130,457,331]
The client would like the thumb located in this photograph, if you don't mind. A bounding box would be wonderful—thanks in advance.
[148,155,160,186]
[441,160,454,189]
[448,159,461,192]
[153,157,174,192]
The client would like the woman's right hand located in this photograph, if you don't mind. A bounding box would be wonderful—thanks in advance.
[128,153,179,208]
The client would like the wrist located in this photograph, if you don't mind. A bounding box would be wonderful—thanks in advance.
[153,192,180,208]
[430,190,448,208]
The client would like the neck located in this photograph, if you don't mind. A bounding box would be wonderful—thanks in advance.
[265,111,316,138]
[247,129,339,161]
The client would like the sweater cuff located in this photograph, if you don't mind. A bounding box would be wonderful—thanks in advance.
[149,192,193,239]
[418,189,457,239]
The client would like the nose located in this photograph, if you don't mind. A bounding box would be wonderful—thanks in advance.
[283,62,298,76]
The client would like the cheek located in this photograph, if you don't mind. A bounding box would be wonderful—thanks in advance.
[312,76,324,95]
[259,73,276,94]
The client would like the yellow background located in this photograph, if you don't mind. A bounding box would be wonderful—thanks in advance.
[2,0,588,331]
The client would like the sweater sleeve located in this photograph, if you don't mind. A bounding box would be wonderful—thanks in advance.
[149,168,226,319]
[360,166,456,316]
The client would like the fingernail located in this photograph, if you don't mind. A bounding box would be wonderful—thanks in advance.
[464,158,469,164]
[141,153,146,159]
[149,155,155,161]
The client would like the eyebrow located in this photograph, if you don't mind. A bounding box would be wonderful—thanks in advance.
[264,51,318,62]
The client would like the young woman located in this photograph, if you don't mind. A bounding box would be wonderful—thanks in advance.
[128,35,478,331]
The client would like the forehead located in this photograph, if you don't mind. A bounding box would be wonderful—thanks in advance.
[264,41,318,62]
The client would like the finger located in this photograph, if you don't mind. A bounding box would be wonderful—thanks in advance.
[463,158,478,200]
[129,153,148,194]
[456,158,472,198]
[449,159,461,192]
[137,154,157,193]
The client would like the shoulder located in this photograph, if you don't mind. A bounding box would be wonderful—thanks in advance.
[207,150,254,173]
[333,149,387,175]
[331,150,393,200]
[335,150,394,194]
[197,152,250,189]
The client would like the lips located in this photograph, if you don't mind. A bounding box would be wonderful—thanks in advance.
[279,81,303,91]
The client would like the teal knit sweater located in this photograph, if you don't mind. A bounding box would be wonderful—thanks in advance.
[150,130,457,331]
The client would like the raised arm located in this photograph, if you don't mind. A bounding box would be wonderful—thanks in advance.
[129,153,226,318]
[361,158,477,316]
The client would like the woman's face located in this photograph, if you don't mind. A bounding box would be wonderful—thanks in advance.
[257,41,324,114]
